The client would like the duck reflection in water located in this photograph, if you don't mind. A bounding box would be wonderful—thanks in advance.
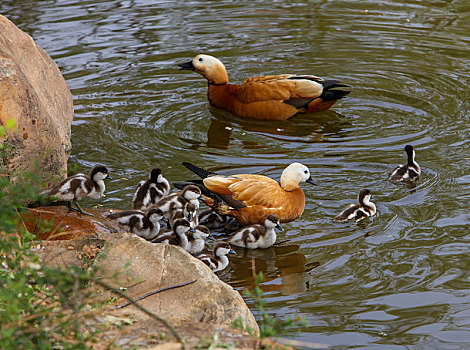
[228,243,319,296]
[206,108,351,150]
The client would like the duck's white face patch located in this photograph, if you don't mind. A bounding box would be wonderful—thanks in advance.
[94,172,108,181]
[185,190,200,200]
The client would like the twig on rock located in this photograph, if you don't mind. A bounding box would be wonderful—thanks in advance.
[92,278,186,349]
[116,279,197,309]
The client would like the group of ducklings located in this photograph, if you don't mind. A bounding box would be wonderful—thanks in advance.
[45,144,420,273]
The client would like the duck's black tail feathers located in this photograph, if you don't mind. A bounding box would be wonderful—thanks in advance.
[319,80,351,101]
[182,162,215,179]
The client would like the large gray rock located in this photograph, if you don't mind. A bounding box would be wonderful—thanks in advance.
[0,15,72,179]
[94,233,259,335]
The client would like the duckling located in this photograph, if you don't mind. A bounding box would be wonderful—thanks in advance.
[196,242,233,273]
[178,54,350,120]
[186,225,211,255]
[151,218,193,251]
[179,161,317,225]
[389,145,421,182]
[168,201,199,229]
[106,208,164,240]
[229,214,282,249]
[198,209,239,233]
[45,165,111,216]
[132,168,170,210]
[334,189,376,222]
[150,185,201,220]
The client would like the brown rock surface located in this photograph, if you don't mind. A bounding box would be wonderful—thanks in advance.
[0,15,73,179]
[38,230,260,338]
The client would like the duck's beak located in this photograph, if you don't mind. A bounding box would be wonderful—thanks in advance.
[275,223,284,232]
[187,213,194,221]
[229,249,236,254]
[306,176,317,185]
[189,227,196,233]
[178,60,195,70]
[106,174,112,180]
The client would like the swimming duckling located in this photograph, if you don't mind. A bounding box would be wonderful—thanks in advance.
[132,168,170,210]
[178,54,350,120]
[179,162,316,225]
[229,214,283,249]
[150,185,201,219]
[151,218,193,251]
[198,209,239,233]
[389,145,421,182]
[107,208,164,240]
[186,225,210,255]
[334,189,376,222]
[196,242,234,273]
[45,165,111,216]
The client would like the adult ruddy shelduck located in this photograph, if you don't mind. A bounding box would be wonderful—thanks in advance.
[178,54,350,120]
[179,162,317,225]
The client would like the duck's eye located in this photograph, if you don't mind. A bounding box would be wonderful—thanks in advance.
[304,170,308,174]
[198,57,203,62]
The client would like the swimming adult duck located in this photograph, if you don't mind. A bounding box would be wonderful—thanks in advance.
[334,189,376,222]
[178,54,350,120]
[389,145,421,182]
[45,165,111,216]
[178,161,316,225]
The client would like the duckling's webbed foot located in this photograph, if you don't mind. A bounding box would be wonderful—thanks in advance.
[72,200,94,217]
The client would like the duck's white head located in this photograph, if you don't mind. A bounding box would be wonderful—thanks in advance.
[178,54,229,85]
[194,225,210,239]
[149,168,162,182]
[148,208,164,223]
[173,218,194,235]
[91,165,111,182]
[280,162,316,191]
[182,185,201,201]
[264,214,283,231]
[358,189,372,206]
[214,242,233,257]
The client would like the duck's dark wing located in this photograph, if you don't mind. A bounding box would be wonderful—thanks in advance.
[178,162,242,206]
[389,165,408,182]
[334,204,359,222]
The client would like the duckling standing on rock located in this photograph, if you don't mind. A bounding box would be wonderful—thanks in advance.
[334,189,376,222]
[45,165,111,216]
[196,242,234,273]
[178,54,350,120]
[149,185,201,220]
[178,161,317,225]
[151,218,193,251]
[389,145,421,182]
[186,225,211,255]
[106,208,164,240]
[132,168,170,210]
[229,214,283,249]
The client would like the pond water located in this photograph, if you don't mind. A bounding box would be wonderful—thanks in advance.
[2,0,469,348]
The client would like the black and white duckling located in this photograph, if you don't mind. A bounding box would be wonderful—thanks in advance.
[334,189,376,222]
[151,218,193,251]
[196,242,234,273]
[198,209,239,233]
[106,208,164,240]
[132,168,170,210]
[150,185,201,219]
[229,214,282,249]
[45,165,111,216]
[169,202,198,228]
[186,225,211,255]
[389,145,421,182]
